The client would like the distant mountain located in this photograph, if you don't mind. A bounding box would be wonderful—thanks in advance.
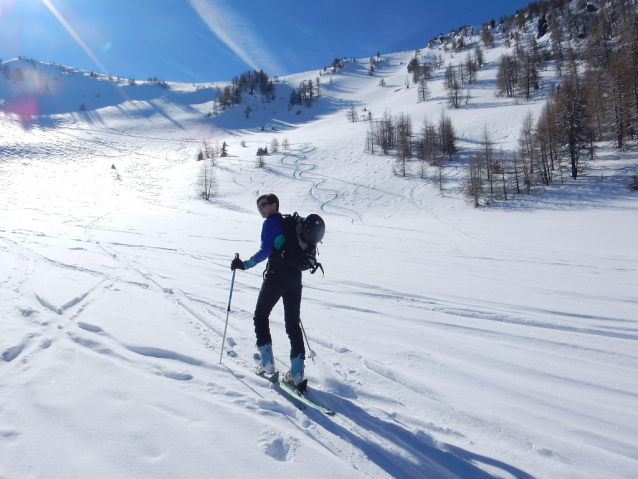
[2,0,637,206]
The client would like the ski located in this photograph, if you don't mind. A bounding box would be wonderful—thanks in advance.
[277,377,335,415]
[254,354,334,415]
[256,371,306,411]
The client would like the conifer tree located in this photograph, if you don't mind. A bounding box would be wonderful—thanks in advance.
[555,75,590,179]
[346,106,358,123]
[496,54,518,98]
[444,65,462,108]
[417,77,430,103]
[438,111,457,160]
[537,12,548,38]
[464,52,478,84]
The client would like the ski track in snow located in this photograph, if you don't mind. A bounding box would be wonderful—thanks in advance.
[1,193,527,478]
[274,141,486,242]
[2,141,635,479]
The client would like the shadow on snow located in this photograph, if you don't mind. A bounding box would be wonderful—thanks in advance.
[309,391,536,479]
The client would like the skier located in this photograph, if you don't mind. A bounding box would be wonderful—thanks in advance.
[230,194,306,386]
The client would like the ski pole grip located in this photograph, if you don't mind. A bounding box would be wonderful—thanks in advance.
[234,253,239,259]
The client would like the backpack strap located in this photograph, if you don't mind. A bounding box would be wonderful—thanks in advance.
[310,262,324,276]
[309,243,324,276]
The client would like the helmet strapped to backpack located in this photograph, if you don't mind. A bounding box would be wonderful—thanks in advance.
[301,214,325,245]
[269,212,325,275]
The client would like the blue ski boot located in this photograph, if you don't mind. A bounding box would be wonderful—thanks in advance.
[255,344,275,375]
[283,354,304,386]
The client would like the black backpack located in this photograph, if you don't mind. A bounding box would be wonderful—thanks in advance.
[270,212,325,274]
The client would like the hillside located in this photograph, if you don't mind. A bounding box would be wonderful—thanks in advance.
[1,12,638,479]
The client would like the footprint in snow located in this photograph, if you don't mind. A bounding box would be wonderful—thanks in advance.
[2,344,24,362]
[77,322,103,333]
[259,432,298,462]
[0,431,20,442]
[20,308,38,317]
[163,370,193,381]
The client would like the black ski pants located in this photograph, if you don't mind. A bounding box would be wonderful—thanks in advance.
[253,263,305,361]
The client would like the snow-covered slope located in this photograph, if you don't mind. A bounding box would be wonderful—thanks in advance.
[1,29,637,479]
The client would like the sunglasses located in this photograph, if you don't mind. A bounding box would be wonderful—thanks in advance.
[257,202,270,210]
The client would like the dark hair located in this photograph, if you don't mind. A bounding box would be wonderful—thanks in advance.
[257,193,279,210]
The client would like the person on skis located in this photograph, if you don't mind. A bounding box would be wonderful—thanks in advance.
[230,194,306,386]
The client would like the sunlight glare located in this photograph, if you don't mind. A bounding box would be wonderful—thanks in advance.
[39,0,130,104]
[40,0,108,75]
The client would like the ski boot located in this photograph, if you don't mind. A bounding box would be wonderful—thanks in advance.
[255,344,275,375]
[283,354,305,387]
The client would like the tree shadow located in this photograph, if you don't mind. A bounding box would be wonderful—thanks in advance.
[446,145,638,211]
[0,64,217,129]
[485,151,638,211]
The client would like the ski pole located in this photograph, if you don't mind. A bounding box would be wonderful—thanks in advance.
[299,318,316,364]
[219,253,239,364]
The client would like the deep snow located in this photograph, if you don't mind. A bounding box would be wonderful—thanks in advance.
[1,32,638,479]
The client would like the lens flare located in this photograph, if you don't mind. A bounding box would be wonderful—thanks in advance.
[40,0,108,74]
[1,62,60,124]
[1,0,131,124]
[5,97,39,124]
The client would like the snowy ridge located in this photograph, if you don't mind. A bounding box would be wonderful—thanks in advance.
[1,21,638,479]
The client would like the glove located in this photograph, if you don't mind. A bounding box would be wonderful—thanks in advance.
[231,257,245,271]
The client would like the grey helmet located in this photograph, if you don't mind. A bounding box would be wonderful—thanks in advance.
[301,214,325,244]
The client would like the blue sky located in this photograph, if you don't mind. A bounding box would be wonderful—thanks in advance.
[1,0,521,83]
